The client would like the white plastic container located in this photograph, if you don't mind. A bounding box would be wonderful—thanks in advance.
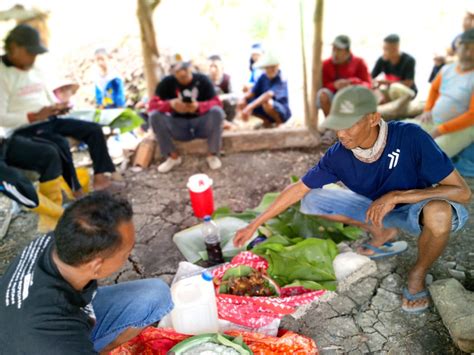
[170,271,219,335]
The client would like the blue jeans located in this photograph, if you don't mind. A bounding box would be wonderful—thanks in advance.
[252,100,291,123]
[91,278,173,352]
[301,188,469,236]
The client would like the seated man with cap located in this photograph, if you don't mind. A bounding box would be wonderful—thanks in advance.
[234,86,471,314]
[317,35,371,117]
[0,24,119,231]
[238,52,291,127]
[372,34,421,120]
[148,55,225,173]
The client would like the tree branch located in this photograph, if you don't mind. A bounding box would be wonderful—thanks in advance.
[150,0,161,11]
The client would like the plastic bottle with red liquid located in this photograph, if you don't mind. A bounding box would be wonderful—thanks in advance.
[201,216,224,266]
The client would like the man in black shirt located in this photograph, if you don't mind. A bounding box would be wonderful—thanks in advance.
[0,192,173,354]
[149,58,225,173]
[372,34,422,120]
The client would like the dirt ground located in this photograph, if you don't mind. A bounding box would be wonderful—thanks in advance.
[0,148,473,354]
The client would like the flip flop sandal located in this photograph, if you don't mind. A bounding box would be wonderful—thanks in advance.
[402,287,430,313]
[360,241,408,260]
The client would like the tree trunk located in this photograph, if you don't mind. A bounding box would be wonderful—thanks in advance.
[137,0,161,99]
[309,0,324,131]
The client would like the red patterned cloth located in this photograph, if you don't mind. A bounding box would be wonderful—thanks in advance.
[110,328,318,355]
[212,252,327,328]
[109,328,189,355]
[227,329,318,354]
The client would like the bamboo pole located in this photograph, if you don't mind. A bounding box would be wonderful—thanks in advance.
[299,0,311,130]
[309,0,324,131]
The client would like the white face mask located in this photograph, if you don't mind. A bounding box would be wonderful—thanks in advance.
[351,119,389,163]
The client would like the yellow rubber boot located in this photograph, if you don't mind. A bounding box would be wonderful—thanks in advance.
[32,177,64,233]
[60,167,91,200]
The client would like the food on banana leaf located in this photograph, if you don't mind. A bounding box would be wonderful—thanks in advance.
[217,266,280,297]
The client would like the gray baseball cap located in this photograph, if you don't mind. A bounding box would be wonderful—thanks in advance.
[321,86,377,131]
[333,35,351,50]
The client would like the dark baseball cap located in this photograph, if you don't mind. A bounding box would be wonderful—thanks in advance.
[460,28,474,44]
[384,34,400,43]
[333,35,351,50]
[321,86,377,131]
[6,24,47,55]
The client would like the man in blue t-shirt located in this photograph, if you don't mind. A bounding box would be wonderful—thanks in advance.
[239,52,291,127]
[234,86,471,313]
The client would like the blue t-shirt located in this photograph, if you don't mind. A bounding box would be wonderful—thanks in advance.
[252,71,289,107]
[302,121,454,201]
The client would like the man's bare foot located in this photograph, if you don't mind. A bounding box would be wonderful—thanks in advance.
[93,174,112,191]
[357,227,398,256]
[72,189,85,199]
[402,269,430,311]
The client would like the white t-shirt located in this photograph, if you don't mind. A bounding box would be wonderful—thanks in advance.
[0,56,55,138]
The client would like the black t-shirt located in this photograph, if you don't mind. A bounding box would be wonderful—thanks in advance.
[0,234,98,354]
[371,52,417,93]
[155,73,216,118]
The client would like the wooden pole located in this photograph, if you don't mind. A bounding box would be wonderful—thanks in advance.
[309,0,324,132]
[137,0,162,99]
[299,0,311,130]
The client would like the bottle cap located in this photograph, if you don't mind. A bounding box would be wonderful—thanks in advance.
[201,271,213,281]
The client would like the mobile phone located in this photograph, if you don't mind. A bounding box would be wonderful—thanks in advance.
[182,96,193,104]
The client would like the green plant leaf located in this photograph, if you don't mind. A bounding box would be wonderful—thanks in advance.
[251,192,280,213]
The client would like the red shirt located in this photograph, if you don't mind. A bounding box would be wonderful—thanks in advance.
[322,54,371,93]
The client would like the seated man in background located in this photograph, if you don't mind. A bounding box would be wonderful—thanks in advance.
[239,52,291,127]
[372,34,421,120]
[0,192,173,354]
[208,54,237,123]
[317,35,371,117]
[235,86,471,314]
[94,48,126,109]
[244,43,264,92]
[149,56,225,173]
[0,25,117,229]
[429,11,474,82]
[414,28,474,161]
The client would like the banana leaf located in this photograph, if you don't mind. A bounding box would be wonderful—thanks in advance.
[252,237,338,291]
[214,191,362,244]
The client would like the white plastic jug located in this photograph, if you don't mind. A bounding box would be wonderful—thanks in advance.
[170,271,219,335]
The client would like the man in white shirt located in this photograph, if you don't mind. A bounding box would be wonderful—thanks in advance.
[0,25,117,231]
